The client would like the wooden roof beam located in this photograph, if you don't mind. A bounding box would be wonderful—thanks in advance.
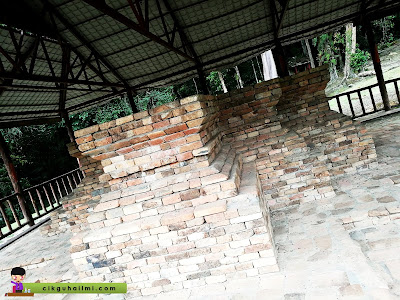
[160,0,208,93]
[83,0,195,63]
[42,0,138,112]
[0,72,126,88]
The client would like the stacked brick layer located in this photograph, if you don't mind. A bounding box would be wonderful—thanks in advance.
[43,65,376,297]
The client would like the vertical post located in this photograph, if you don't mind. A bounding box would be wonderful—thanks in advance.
[127,89,138,113]
[304,39,316,68]
[272,41,289,78]
[364,20,391,111]
[61,109,82,168]
[196,67,210,95]
[0,132,34,226]
[60,110,75,143]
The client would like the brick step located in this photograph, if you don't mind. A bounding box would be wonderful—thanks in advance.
[291,116,355,139]
[193,132,224,163]
[199,144,242,194]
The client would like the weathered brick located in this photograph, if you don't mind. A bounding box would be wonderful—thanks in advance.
[194,200,227,218]
[160,208,195,225]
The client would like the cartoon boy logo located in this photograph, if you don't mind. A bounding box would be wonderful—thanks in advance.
[11,267,25,293]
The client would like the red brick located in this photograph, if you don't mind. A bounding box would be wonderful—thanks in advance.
[129,136,149,145]
[169,138,187,148]
[153,120,170,129]
[76,135,93,144]
[116,145,133,154]
[132,142,150,151]
[165,132,185,141]
[148,131,166,139]
[149,138,164,146]
[184,128,200,135]
[94,137,112,147]
[177,151,193,162]
[74,125,99,138]
[106,140,131,151]
[179,141,203,153]
[134,125,154,136]
[164,124,188,135]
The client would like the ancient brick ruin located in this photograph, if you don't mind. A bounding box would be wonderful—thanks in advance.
[41,65,377,297]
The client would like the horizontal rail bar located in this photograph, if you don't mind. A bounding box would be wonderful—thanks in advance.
[330,77,400,119]
[0,167,84,239]
[24,168,81,191]
[333,77,400,98]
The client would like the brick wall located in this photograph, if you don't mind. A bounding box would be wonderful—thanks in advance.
[42,65,376,297]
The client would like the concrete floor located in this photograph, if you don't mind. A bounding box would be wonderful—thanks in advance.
[2,114,400,299]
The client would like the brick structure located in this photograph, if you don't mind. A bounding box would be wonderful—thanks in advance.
[41,65,376,297]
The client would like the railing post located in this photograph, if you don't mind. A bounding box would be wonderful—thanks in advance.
[0,132,34,226]
[0,201,12,232]
[364,20,391,111]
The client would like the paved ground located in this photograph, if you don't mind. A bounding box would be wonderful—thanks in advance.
[2,114,400,299]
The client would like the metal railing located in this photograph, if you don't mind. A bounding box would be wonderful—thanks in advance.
[330,77,400,118]
[0,168,84,239]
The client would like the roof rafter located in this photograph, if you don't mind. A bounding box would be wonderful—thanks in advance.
[0,71,125,88]
[59,44,70,112]
[40,0,139,110]
[160,0,208,92]
[45,4,117,92]
[83,0,195,63]
[269,0,291,39]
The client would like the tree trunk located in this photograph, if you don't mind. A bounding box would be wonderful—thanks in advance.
[251,59,259,83]
[256,56,263,79]
[261,50,278,81]
[218,71,228,93]
[344,23,356,79]
[234,66,244,88]
[304,39,315,68]
[193,78,199,94]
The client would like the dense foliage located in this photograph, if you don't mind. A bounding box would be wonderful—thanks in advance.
[0,125,77,198]
[313,14,400,76]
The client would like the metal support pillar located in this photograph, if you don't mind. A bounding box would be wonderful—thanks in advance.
[197,67,210,95]
[60,110,75,143]
[272,41,289,78]
[60,110,82,168]
[364,20,391,111]
[127,90,138,113]
[0,132,34,226]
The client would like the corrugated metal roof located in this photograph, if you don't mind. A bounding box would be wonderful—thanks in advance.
[0,0,399,126]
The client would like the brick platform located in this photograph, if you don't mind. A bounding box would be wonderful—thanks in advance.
[41,65,377,297]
